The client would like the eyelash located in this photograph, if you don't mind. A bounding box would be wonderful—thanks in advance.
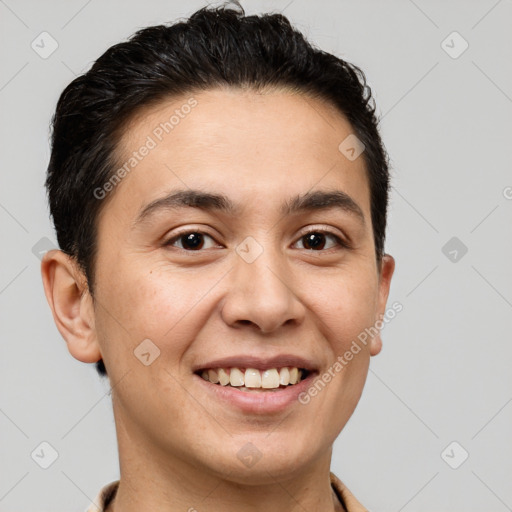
[163,227,352,252]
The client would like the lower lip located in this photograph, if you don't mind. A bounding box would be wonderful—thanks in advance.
[193,372,317,414]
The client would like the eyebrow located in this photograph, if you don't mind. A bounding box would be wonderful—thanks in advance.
[134,188,365,226]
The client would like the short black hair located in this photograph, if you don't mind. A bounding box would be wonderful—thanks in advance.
[46,1,390,379]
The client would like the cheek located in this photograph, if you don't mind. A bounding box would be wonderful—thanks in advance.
[93,265,187,359]
[312,269,378,419]
[94,262,223,367]
[312,267,378,350]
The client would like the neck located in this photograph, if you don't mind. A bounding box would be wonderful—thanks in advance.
[109,475,344,512]
[108,418,344,512]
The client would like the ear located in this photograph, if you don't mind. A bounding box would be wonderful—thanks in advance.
[369,254,395,356]
[41,250,102,364]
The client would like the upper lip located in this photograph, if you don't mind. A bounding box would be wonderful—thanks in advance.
[192,355,318,373]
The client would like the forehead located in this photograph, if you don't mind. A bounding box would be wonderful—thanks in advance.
[107,87,371,222]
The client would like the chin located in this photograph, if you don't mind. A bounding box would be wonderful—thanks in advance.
[200,435,322,485]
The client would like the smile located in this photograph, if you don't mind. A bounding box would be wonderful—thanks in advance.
[197,367,309,391]
[194,366,317,414]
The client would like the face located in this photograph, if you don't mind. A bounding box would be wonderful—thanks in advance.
[51,87,394,484]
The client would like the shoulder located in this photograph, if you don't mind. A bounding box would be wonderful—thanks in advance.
[84,480,119,512]
[330,472,369,512]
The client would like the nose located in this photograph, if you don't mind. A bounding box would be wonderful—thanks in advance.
[220,241,305,334]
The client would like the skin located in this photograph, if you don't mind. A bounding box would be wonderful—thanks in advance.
[42,87,395,512]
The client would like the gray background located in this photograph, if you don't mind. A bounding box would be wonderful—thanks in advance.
[1,0,511,510]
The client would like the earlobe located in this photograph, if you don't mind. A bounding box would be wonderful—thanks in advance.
[370,254,396,357]
[41,250,102,364]
[369,332,383,356]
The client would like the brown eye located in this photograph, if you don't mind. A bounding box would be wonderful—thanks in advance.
[165,231,217,251]
[295,230,349,251]
[302,232,327,250]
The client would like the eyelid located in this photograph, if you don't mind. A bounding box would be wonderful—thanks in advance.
[164,224,352,251]
[295,225,352,250]
[163,226,220,248]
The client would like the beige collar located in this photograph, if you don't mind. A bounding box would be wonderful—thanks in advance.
[86,472,368,512]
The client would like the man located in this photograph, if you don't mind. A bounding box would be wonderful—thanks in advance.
[41,2,395,510]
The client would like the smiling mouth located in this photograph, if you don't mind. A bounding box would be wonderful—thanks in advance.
[195,367,311,392]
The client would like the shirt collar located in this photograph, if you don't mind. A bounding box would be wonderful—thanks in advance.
[85,479,118,512]
[85,472,367,512]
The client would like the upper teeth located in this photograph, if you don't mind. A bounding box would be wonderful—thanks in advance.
[200,367,303,389]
